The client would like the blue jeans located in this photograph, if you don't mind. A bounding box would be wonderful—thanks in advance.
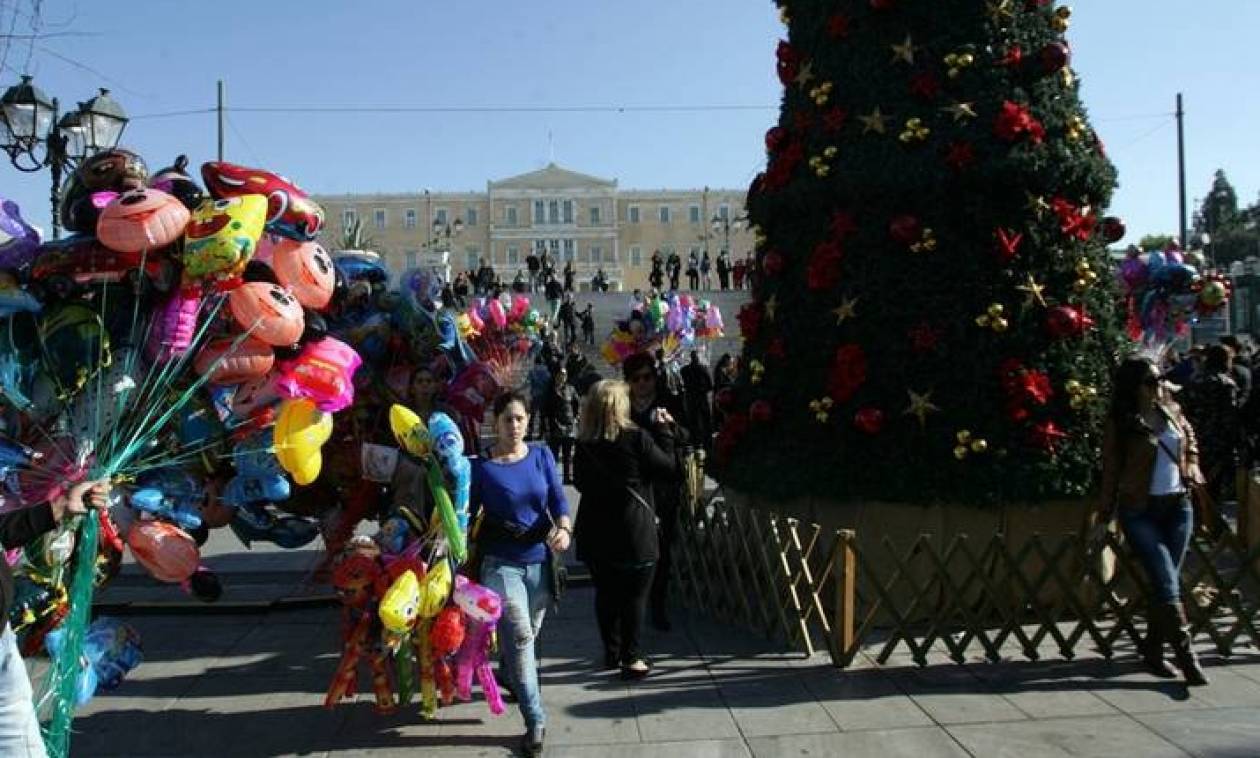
[481,556,550,729]
[1120,495,1193,604]
[0,627,46,757]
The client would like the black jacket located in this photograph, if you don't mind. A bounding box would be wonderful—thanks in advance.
[0,502,57,630]
[574,426,677,565]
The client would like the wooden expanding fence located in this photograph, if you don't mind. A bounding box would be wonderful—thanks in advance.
[672,486,1260,668]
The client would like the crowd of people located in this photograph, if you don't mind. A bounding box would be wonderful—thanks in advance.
[647,249,756,293]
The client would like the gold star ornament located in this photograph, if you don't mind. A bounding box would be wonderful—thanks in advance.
[942,102,977,122]
[986,0,1014,24]
[832,296,859,325]
[1017,274,1047,308]
[903,389,941,429]
[891,35,916,65]
[794,62,815,88]
[859,107,890,135]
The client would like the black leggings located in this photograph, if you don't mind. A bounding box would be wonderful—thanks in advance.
[589,561,655,665]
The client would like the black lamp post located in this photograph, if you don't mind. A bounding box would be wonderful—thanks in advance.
[710,212,746,255]
[0,76,128,239]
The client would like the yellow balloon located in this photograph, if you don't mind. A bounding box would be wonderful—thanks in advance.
[182,195,268,280]
[389,403,432,458]
[379,569,421,634]
[273,398,333,486]
[417,560,451,619]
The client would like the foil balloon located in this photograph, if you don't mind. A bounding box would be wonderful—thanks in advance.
[0,198,41,270]
[379,569,422,634]
[389,404,433,458]
[0,272,40,318]
[127,520,200,583]
[231,372,284,420]
[45,617,143,707]
[486,298,507,329]
[276,335,361,412]
[228,282,305,346]
[223,433,291,507]
[201,162,325,241]
[271,239,335,308]
[417,559,452,620]
[452,575,504,715]
[60,148,149,234]
[273,398,333,486]
[429,412,470,534]
[96,188,190,253]
[182,195,268,281]
[145,288,201,363]
[194,337,275,385]
[148,155,205,211]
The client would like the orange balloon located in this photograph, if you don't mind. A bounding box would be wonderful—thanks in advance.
[127,521,200,583]
[271,239,334,309]
[194,336,275,385]
[97,188,190,253]
[228,282,305,346]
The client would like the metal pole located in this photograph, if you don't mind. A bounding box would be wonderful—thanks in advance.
[217,79,225,161]
[1176,93,1187,246]
[49,97,61,240]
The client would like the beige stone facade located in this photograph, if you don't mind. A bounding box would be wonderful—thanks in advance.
[312,163,752,292]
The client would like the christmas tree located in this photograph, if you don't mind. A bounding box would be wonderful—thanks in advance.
[714,0,1127,504]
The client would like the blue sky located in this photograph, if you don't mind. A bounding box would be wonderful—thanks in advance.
[1,0,1256,242]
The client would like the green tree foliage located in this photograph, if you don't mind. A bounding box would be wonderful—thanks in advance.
[1192,171,1259,266]
[712,0,1126,504]
[1138,234,1176,251]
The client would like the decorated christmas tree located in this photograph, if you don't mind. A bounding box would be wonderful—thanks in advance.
[714,0,1127,504]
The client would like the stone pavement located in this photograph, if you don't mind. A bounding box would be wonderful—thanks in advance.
[69,581,1260,758]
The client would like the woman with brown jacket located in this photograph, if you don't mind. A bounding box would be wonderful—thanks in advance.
[1097,355,1209,686]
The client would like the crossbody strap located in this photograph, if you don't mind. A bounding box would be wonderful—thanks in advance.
[579,442,655,516]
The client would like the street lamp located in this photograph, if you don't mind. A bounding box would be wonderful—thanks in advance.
[710,213,747,255]
[0,77,128,238]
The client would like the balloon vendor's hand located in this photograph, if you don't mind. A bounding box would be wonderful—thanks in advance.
[547,525,572,553]
[53,479,112,522]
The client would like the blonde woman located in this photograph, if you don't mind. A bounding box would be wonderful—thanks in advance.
[573,380,679,679]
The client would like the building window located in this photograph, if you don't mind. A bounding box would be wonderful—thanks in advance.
[374,209,386,229]
[719,203,731,220]
[630,245,642,267]
[548,200,560,225]
[342,209,357,228]
[404,209,417,229]
[590,245,603,264]
[406,250,418,268]
[435,208,448,226]
[506,206,518,226]
[563,200,574,224]
[563,239,575,261]
[535,239,547,255]
[466,207,478,226]
[689,205,701,224]
[466,251,479,271]
[589,206,601,225]
[507,245,520,265]
[659,205,671,224]
[628,205,640,224]
[549,239,560,258]
[533,201,545,224]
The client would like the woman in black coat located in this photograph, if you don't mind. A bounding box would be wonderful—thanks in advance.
[573,380,678,679]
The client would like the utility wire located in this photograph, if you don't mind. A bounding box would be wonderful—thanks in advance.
[224,112,263,166]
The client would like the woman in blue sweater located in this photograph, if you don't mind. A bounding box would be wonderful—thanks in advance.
[471,390,571,758]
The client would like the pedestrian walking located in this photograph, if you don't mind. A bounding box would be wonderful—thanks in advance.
[526,251,541,292]
[580,304,596,346]
[470,391,573,756]
[716,251,731,291]
[559,294,578,345]
[686,252,699,291]
[732,257,746,291]
[699,252,712,290]
[1095,355,1209,686]
[574,380,679,679]
[544,367,581,484]
[666,251,681,292]
[563,260,575,293]
[545,275,564,325]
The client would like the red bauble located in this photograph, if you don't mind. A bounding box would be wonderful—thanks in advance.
[775,41,801,86]
[827,344,868,403]
[1039,42,1070,74]
[749,400,774,425]
[807,240,844,291]
[1100,216,1127,243]
[888,214,922,246]
[853,408,885,435]
[762,249,785,277]
[1045,305,1095,339]
[715,386,737,411]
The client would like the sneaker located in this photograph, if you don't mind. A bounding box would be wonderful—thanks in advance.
[621,659,652,681]
[521,725,545,757]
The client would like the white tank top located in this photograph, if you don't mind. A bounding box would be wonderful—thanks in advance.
[1149,423,1184,496]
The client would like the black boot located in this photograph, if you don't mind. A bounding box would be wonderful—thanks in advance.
[1139,604,1177,678]
[1162,601,1210,686]
[521,725,545,757]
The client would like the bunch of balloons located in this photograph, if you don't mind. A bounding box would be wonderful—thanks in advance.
[323,405,498,719]
[1117,243,1230,343]
[602,292,724,365]
[0,147,364,754]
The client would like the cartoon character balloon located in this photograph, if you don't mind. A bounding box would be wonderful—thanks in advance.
[273,398,333,486]
[201,162,325,241]
[0,198,41,270]
[182,195,268,282]
[96,188,190,253]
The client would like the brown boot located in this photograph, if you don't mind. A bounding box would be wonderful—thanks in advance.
[1139,604,1176,678]
[1161,601,1209,686]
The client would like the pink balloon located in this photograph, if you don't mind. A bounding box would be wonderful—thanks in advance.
[510,294,530,321]
[487,299,507,329]
[146,288,201,363]
[465,306,485,332]
[276,336,362,412]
